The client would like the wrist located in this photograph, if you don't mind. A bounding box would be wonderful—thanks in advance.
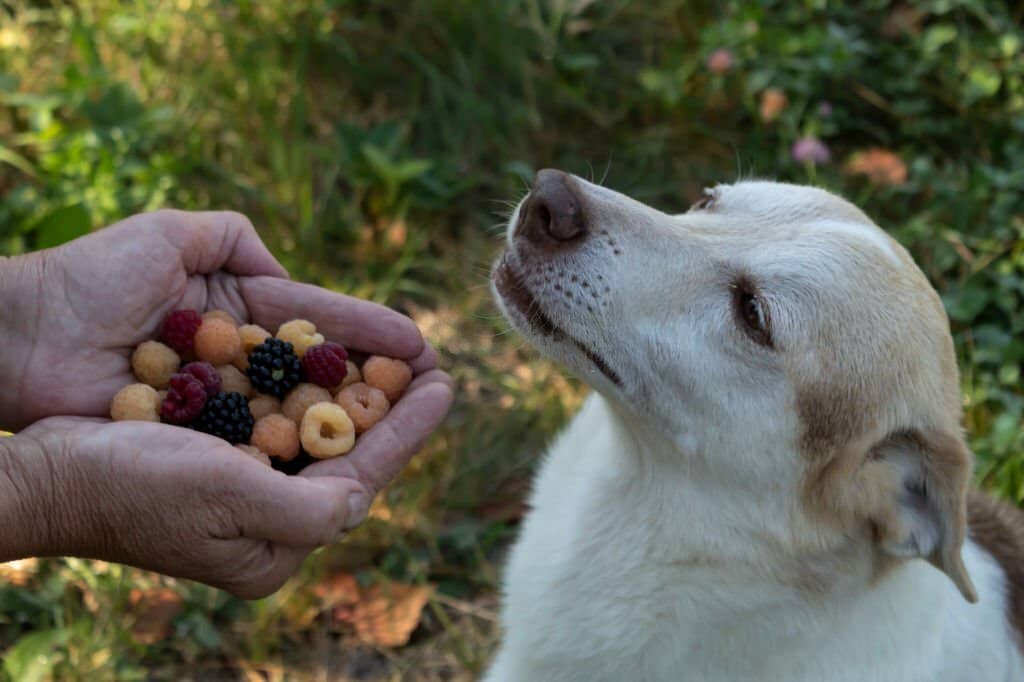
[0,253,46,430]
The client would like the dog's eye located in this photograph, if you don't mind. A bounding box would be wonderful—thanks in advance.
[689,188,717,212]
[732,281,773,348]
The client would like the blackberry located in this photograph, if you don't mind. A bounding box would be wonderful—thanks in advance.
[246,338,304,399]
[196,392,254,444]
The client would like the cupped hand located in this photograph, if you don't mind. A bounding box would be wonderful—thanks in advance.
[1,209,443,430]
[7,418,378,598]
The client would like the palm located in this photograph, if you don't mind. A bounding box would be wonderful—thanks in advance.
[13,210,434,427]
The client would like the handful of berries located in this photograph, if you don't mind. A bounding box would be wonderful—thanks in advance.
[110,309,413,469]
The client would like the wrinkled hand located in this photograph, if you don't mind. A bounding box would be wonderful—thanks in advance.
[3,416,453,599]
[0,209,446,430]
[0,210,454,593]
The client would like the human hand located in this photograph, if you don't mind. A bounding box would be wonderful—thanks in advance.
[0,416,449,598]
[0,209,445,431]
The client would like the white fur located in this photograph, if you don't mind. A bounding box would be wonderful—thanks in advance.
[487,176,1024,681]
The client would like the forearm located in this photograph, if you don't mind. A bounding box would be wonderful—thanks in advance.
[0,433,54,562]
[0,253,44,430]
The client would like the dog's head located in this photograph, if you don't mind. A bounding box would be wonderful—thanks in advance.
[493,170,977,602]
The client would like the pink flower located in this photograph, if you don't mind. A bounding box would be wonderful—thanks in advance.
[791,137,831,164]
[706,49,734,74]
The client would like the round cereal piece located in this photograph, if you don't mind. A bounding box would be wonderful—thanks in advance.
[276,319,324,358]
[203,310,237,325]
[131,341,181,389]
[110,383,161,422]
[362,356,413,402]
[333,360,362,394]
[335,382,390,434]
[282,383,333,424]
[217,364,253,398]
[234,324,272,371]
[248,394,282,421]
[236,444,272,467]
[300,402,355,458]
[194,318,242,366]
[251,414,301,461]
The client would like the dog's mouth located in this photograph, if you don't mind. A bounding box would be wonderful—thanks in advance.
[494,255,622,387]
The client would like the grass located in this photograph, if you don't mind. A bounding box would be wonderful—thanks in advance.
[1,0,1023,679]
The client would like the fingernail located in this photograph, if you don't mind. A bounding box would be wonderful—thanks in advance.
[346,492,369,529]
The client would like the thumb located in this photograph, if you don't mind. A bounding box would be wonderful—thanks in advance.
[235,473,368,547]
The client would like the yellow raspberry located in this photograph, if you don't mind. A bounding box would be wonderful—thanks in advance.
[110,383,161,422]
[236,444,272,467]
[217,364,253,398]
[282,383,332,424]
[251,414,301,461]
[194,318,242,366]
[131,341,181,389]
[333,360,362,394]
[248,394,282,421]
[362,356,413,402]
[234,324,272,371]
[335,382,390,434]
[300,402,355,458]
[276,319,324,358]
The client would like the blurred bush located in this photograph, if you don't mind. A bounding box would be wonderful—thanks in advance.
[1,0,1023,678]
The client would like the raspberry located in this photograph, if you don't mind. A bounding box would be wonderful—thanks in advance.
[194,318,242,366]
[180,361,221,397]
[302,342,349,388]
[217,364,253,398]
[132,341,181,389]
[195,392,254,444]
[161,373,208,424]
[246,338,304,399]
[234,324,272,371]
[248,394,282,420]
[362,356,413,402]
[334,360,362,393]
[300,402,355,458]
[282,383,332,424]
[160,309,202,355]
[335,382,390,434]
[110,383,161,422]
[276,319,324,358]
[251,414,300,462]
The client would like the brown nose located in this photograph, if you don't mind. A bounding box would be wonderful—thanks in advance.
[516,169,587,246]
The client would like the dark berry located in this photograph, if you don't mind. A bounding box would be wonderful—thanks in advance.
[195,392,254,444]
[161,309,203,355]
[180,361,221,397]
[246,338,304,399]
[161,373,208,424]
[302,342,349,388]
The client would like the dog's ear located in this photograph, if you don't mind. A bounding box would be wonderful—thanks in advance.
[869,428,977,603]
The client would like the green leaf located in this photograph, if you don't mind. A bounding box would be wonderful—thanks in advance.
[30,204,93,249]
[965,64,1002,104]
[3,629,67,682]
[922,25,957,55]
[0,145,36,178]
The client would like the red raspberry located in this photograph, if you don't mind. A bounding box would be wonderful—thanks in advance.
[161,309,203,355]
[302,342,349,388]
[161,373,208,424]
[180,361,221,397]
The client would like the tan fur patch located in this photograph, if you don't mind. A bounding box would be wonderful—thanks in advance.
[967,491,1024,652]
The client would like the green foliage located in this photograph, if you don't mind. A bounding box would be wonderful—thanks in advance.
[1,0,1023,678]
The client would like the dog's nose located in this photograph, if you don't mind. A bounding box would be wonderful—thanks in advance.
[516,169,587,246]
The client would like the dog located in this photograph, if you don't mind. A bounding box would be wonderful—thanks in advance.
[485,170,1024,681]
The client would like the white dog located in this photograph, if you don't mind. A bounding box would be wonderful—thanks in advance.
[486,170,1024,682]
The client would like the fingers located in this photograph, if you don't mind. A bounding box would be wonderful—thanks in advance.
[408,342,439,375]
[219,543,311,600]
[239,276,426,359]
[235,470,364,547]
[142,209,289,279]
[300,379,454,511]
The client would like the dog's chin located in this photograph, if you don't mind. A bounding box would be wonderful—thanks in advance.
[492,254,623,389]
